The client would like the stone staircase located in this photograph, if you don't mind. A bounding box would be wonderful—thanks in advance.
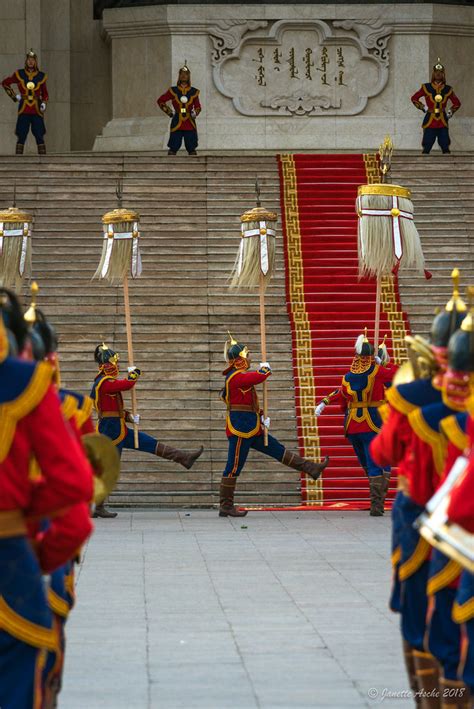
[0,151,472,507]
[0,153,298,507]
[392,153,474,335]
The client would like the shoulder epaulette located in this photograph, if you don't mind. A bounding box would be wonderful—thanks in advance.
[0,360,53,463]
[440,412,468,453]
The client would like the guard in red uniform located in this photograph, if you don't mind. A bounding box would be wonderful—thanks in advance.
[316,332,397,516]
[371,283,467,706]
[0,289,94,709]
[411,58,461,155]
[447,452,474,698]
[1,49,48,155]
[157,63,201,155]
[219,335,329,517]
[91,343,203,477]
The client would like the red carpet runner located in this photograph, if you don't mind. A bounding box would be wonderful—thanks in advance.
[277,154,411,509]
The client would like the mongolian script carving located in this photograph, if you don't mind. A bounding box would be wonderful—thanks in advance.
[209,19,391,117]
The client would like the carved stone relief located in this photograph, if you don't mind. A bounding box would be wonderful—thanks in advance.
[208,19,391,117]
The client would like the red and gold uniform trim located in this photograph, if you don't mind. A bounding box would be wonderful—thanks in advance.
[441,415,468,454]
[279,154,322,505]
[453,598,474,624]
[0,597,58,651]
[225,370,261,439]
[399,537,431,582]
[342,366,382,434]
[408,408,447,475]
[427,559,462,596]
[47,589,70,619]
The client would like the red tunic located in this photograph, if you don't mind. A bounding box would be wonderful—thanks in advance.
[93,376,135,415]
[411,83,461,129]
[157,85,201,131]
[224,368,271,438]
[447,450,474,534]
[370,408,413,470]
[1,361,94,573]
[2,69,48,116]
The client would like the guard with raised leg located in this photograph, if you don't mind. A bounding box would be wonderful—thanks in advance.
[91,343,204,517]
[219,334,329,518]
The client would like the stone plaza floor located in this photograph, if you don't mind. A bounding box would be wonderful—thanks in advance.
[61,510,412,708]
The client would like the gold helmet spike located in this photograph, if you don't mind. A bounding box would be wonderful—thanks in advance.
[434,57,444,71]
[446,268,467,313]
[461,286,474,333]
[24,281,39,324]
[224,331,249,362]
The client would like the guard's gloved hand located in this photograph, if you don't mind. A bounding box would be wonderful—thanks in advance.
[377,348,390,365]
[127,366,141,381]
[15,94,21,102]
[261,415,271,430]
[374,355,382,365]
[259,362,272,372]
[131,414,140,425]
[190,109,196,119]
[446,108,453,120]
[315,402,326,417]
[40,102,46,112]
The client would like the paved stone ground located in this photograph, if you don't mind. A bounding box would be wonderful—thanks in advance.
[61,510,412,709]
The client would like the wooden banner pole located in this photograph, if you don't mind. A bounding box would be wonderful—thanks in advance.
[123,275,139,449]
[259,272,269,447]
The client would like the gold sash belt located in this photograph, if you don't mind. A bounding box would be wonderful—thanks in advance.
[228,405,257,412]
[0,510,27,538]
[348,400,385,410]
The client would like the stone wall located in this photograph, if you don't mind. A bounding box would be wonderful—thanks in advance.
[94,3,474,152]
[1,2,473,153]
[0,0,111,154]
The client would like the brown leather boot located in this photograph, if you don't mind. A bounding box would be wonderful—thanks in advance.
[92,503,117,519]
[155,443,203,469]
[281,450,329,481]
[218,477,248,517]
[382,471,391,497]
[413,650,441,709]
[439,677,471,709]
[369,475,385,516]
[403,640,422,705]
[15,143,24,155]
[37,143,46,155]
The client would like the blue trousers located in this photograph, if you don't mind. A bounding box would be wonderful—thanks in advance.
[0,536,53,709]
[116,426,158,456]
[168,129,198,153]
[427,587,461,679]
[0,633,46,709]
[223,433,285,478]
[422,127,450,153]
[398,495,429,650]
[461,620,474,692]
[390,491,403,613]
[347,431,389,477]
[16,113,45,145]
